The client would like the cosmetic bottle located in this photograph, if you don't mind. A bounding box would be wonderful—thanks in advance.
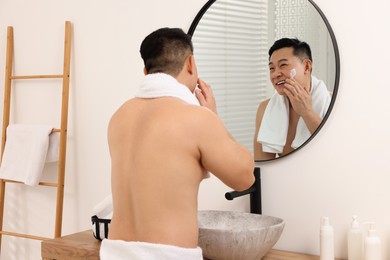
[348,215,363,260]
[320,216,334,260]
[364,222,381,260]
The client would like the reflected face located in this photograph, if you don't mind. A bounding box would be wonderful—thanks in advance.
[269,47,311,95]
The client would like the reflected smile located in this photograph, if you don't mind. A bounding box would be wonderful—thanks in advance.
[276,80,286,86]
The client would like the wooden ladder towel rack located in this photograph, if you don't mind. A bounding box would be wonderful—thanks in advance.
[0,21,72,249]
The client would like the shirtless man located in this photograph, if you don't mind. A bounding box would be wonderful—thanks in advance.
[254,38,330,161]
[101,28,254,259]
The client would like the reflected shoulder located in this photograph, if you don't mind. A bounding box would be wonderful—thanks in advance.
[256,99,270,117]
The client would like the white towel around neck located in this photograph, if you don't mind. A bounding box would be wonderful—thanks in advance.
[0,124,59,186]
[257,75,331,153]
[135,73,200,106]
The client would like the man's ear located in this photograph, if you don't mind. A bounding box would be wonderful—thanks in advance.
[186,55,195,75]
[143,68,148,75]
[304,59,312,74]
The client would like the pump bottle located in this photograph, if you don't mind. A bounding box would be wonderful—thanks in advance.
[348,215,363,260]
[364,222,381,260]
[320,216,334,260]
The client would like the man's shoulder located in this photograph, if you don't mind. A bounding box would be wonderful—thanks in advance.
[257,98,270,113]
[179,103,218,122]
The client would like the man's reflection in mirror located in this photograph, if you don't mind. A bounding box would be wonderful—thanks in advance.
[254,38,331,160]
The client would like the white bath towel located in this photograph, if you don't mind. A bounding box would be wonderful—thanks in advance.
[94,194,113,219]
[0,124,58,186]
[135,73,200,106]
[46,132,60,163]
[100,239,203,260]
[257,76,331,153]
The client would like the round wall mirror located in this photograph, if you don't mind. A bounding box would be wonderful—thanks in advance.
[188,0,340,162]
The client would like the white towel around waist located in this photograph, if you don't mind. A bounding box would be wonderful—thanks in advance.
[0,124,60,186]
[257,75,331,153]
[135,73,200,106]
[100,239,203,260]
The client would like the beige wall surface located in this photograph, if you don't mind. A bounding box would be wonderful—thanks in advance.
[0,0,389,259]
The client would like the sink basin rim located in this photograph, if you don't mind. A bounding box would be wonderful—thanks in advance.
[198,210,285,232]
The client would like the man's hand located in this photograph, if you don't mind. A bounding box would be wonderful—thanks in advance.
[195,78,218,114]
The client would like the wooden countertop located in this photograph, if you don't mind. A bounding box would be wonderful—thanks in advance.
[263,249,344,259]
[41,230,345,260]
[42,230,100,260]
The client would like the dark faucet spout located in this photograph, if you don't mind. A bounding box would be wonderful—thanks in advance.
[224,167,262,214]
[225,186,256,200]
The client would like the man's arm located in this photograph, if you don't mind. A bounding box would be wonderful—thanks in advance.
[196,108,254,191]
[195,79,254,191]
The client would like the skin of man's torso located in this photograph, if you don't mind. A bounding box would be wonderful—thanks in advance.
[107,97,211,248]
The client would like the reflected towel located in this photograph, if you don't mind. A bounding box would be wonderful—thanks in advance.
[257,76,331,153]
[0,124,57,186]
[135,73,200,106]
[100,239,203,260]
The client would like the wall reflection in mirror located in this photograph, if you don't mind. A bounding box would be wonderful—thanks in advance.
[189,0,339,162]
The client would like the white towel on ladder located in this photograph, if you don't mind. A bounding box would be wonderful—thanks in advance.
[0,124,59,186]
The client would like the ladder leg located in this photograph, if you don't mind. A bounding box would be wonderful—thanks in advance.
[54,21,72,238]
[0,26,14,251]
[0,181,6,250]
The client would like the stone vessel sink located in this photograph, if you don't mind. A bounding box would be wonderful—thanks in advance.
[198,210,285,260]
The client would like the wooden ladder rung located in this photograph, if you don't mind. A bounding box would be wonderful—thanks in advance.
[2,179,59,187]
[10,75,65,80]
[0,230,49,241]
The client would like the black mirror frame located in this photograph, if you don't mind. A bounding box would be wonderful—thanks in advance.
[188,0,340,163]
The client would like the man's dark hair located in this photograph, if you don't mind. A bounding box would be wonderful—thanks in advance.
[140,28,193,76]
[269,38,312,62]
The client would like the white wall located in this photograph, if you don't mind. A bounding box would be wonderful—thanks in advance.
[0,0,389,259]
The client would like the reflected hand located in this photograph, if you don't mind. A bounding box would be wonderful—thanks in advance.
[283,78,323,134]
[283,78,312,117]
[195,78,218,114]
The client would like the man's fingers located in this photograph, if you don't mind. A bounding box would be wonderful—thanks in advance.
[195,89,206,105]
[195,78,218,114]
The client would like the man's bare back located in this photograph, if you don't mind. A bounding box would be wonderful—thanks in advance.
[108,96,254,248]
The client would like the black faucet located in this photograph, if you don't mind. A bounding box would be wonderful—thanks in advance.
[225,167,262,214]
